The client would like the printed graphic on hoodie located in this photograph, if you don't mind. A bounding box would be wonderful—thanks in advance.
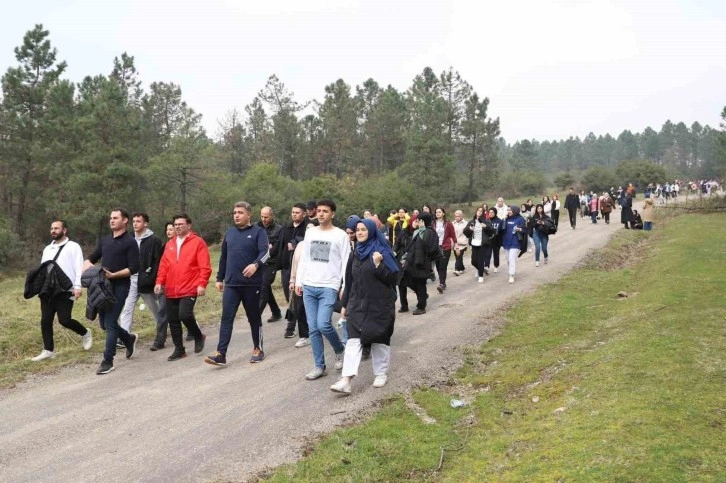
[309,240,332,263]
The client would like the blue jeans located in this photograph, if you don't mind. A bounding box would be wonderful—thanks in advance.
[101,282,131,362]
[591,211,598,223]
[644,221,653,231]
[533,231,549,262]
[303,286,344,369]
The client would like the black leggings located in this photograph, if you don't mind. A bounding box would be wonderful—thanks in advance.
[485,243,501,268]
[40,293,87,351]
[470,245,491,277]
[436,249,452,287]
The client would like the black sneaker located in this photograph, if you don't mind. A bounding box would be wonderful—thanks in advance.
[185,333,194,341]
[398,307,409,313]
[126,333,138,359]
[204,351,227,366]
[96,360,114,375]
[267,314,282,323]
[284,329,295,338]
[412,308,426,315]
[149,344,164,352]
[194,334,206,354]
[362,346,371,360]
[437,284,444,294]
[168,349,187,361]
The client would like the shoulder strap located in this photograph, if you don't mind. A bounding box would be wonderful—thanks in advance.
[52,243,66,262]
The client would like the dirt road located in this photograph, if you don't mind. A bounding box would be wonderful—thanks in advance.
[0,211,623,482]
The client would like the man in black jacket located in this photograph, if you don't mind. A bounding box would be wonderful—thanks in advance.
[258,206,283,322]
[119,212,167,350]
[271,203,308,338]
[564,187,580,230]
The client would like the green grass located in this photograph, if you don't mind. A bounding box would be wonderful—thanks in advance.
[0,246,286,388]
[261,212,726,482]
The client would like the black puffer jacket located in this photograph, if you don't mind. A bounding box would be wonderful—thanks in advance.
[24,261,73,300]
[402,228,439,279]
[341,255,398,345]
[81,266,117,322]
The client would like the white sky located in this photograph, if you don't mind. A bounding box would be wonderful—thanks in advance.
[1,0,724,142]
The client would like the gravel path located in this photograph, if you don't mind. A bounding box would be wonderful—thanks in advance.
[0,210,623,482]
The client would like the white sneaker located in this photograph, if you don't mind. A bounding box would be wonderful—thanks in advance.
[294,337,311,348]
[535,261,540,267]
[528,248,533,253]
[31,350,56,362]
[330,379,351,394]
[373,375,388,388]
[508,275,515,284]
[493,267,499,273]
[478,277,484,283]
[305,367,327,380]
[334,350,345,370]
[82,329,93,351]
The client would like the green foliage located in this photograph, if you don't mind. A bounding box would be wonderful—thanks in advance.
[615,159,667,188]
[498,170,547,197]
[554,171,576,190]
[582,165,619,192]
[0,213,24,269]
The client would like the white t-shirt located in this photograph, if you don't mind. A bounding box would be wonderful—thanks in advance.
[295,226,351,291]
[41,239,84,289]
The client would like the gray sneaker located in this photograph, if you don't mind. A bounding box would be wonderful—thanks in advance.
[305,367,327,380]
[334,350,345,371]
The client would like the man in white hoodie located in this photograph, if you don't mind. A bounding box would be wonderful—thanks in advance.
[295,199,351,380]
[118,212,166,350]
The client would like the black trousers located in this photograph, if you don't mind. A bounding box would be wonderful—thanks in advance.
[40,293,87,351]
[436,249,452,287]
[454,247,466,271]
[406,276,428,309]
[485,243,501,268]
[567,207,577,227]
[166,297,203,350]
[471,245,491,277]
[258,265,281,317]
[552,210,560,227]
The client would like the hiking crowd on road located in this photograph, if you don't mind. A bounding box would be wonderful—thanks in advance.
[26,188,659,394]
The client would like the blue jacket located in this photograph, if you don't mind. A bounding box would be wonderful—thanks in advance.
[502,214,526,250]
[217,225,269,286]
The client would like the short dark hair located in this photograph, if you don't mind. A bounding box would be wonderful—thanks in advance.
[52,219,68,230]
[317,199,336,212]
[306,200,317,210]
[293,202,307,211]
[165,221,174,230]
[112,208,130,220]
[173,213,192,224]
[132,212,149,223]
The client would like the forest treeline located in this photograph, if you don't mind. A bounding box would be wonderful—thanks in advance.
[1,25,725,267]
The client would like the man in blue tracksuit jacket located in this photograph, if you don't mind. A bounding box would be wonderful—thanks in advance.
[204,201,269,366]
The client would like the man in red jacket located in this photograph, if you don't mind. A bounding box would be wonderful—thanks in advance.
[154,214,211,361]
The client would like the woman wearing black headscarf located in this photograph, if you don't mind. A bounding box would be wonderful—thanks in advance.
[331,218,400,394]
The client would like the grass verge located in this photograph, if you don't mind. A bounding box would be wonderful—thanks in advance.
[261,212,726,482]
[0,247,286,388]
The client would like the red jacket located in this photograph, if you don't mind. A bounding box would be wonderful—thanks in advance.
[156,232,212,299]
[434,220,458,251]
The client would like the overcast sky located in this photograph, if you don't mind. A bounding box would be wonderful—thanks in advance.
[1,0,724,142]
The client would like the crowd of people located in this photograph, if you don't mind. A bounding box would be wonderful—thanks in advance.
[25,189,653,393]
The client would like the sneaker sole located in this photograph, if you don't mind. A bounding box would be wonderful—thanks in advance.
[330,386,351,394]
[249,357,265,363]
[96,366,115,375]
[284,333,296,339]
[204,358,226,367]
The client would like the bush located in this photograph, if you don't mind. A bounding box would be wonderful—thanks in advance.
[498,170,547,197]
[0,214,25,270]
[582,166,619,193]
[615,159,667,188]
[554,172,576,190]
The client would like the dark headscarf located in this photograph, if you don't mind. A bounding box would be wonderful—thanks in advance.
[346,215,361,232]
[509,205,521,216]
[417,212,432,228]
[356,218,399,273]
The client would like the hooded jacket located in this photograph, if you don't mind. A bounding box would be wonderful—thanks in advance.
[502,206,526,250]
[135,229,164,294]
[156,232,212,299]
